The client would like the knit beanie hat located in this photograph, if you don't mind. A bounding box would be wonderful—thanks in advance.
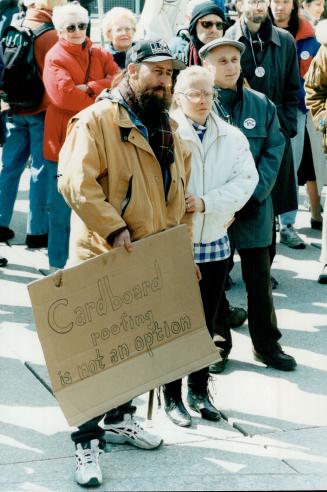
[189,1,226,36]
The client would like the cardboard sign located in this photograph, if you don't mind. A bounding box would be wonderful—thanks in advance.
[28,225,218,427]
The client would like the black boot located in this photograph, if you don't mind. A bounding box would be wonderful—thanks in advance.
[187,388,221,422]
[163,382,192,428]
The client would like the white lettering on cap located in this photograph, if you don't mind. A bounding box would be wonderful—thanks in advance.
[150,41,170,55]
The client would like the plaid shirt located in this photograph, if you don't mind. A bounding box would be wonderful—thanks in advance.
[118,78,174,198]
[194,235,231,263]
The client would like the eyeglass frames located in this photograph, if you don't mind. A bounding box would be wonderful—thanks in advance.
[178,90,215,102]
[65,23,89,33]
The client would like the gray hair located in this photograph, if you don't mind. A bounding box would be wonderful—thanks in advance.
[52,2,89,31]
[174,65,215,94]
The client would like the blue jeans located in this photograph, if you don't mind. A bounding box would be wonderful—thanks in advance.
[280,110,306,227]
[47,161,71,268]
[0,112,48,235]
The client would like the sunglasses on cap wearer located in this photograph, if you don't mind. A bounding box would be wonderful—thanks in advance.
[65,22,88,33]
[199,20,226,30]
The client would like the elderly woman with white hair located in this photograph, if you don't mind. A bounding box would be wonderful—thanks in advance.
[162,65,258,428]
[42,1,118,273]
[102,6,136,68]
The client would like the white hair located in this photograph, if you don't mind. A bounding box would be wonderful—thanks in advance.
[174,65,215,94]
[101,7,137,38]
[52,2,89,31]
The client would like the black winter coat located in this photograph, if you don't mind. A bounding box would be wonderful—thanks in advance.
[225,17,300,215]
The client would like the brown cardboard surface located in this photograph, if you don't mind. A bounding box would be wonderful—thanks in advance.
[28,225,218,427]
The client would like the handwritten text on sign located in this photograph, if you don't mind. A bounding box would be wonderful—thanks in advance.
[44,260,193,391]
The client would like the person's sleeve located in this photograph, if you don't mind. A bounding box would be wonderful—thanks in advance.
[43,55,95,112]
[252,100,285,203]
[87,50,119,96]
[58,115,127,240]
[201,133,259,216]
[305,49,327,129]
[278,36,300,138]
[180,145,193,244]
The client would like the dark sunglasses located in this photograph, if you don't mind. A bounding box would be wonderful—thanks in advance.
[199,20,226,30]
[65,22,88,33]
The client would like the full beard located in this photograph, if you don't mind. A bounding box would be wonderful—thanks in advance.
[246,12,268,24]
[134,87,172,126]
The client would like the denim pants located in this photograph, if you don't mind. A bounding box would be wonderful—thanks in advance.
[280,109,307,227]
[0,112,48,235]
[46,161,71,268]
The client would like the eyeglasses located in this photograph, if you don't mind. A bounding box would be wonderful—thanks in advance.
[112,26,134,34]
[199,20,226,30]
[178,90,215,102]
[246,0,269,5]
[65,23,88,33]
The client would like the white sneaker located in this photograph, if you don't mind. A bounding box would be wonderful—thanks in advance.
[75,439,103,487]
[280,225,305,249]
[103,414,163,450]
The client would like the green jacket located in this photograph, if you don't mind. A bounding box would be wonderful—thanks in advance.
[213,84,285,249]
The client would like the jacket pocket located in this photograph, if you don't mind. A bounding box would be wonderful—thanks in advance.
[242,126,267,139]
[121,175,133,216]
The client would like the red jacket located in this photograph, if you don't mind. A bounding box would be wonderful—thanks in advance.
[15,8,58,115]
[43,37,119,161]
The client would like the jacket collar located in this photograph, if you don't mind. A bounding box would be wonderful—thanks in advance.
[233,16,281,47]
[25,8,53,23]
[171,107,228,144]
[296,16,315,41]
[58,36,92,55]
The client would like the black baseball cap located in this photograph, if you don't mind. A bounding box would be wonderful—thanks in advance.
[125,39,186,70]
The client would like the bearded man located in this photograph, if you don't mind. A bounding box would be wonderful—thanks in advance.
[57,39,190,488]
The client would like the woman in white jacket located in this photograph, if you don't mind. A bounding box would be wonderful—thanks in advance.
[163,65,258,428]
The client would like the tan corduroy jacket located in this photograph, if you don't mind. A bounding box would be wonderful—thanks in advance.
[305,19,327,152]
[58,96,192,263]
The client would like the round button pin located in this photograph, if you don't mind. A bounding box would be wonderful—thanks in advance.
[244,118,256,130]
[255,66,265,78]
[300,50,310,60]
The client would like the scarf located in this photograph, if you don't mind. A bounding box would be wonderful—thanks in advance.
[118,77,175,198]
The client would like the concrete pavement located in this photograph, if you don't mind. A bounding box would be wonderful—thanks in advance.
[0,169,326,491]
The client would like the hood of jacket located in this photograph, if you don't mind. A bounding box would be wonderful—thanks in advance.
[315,19,327,45]
[24,7,52,24]
[296,15,315,41]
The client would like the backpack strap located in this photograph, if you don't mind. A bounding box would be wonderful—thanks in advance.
[32,22,54,38]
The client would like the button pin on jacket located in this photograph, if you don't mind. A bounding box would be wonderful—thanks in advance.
[243,118,256,130]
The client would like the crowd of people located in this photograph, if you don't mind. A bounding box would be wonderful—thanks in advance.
[0,0,326,488]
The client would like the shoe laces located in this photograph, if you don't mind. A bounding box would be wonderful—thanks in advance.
[76,441,101,467]
[123,414,145,434]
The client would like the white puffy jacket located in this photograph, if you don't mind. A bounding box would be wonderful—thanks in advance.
[172,108,259,244]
